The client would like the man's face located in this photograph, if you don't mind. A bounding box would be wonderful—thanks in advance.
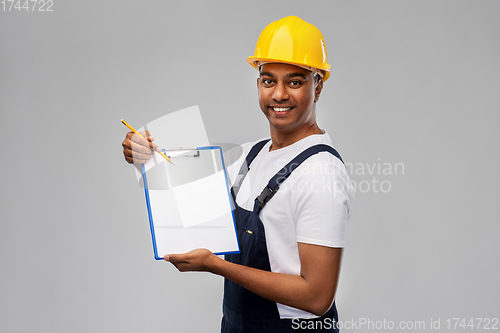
[257,63,323,134]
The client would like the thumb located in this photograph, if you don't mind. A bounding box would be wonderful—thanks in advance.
[165,254,181,262]
[146,137,161,152]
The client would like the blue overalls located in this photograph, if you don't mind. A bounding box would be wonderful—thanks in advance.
[222,139,344,333]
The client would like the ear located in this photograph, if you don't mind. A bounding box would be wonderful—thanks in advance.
[314,79,324,103]
[257,77,260,89]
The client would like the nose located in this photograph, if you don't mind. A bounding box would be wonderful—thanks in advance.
[272,81,289,102]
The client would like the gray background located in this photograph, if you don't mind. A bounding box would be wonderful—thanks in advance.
[1,1,499,332]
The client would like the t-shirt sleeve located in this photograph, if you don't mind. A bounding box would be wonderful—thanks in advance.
[293,157,354,248]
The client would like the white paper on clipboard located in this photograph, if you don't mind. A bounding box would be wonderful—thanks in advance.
[140,146,239,259]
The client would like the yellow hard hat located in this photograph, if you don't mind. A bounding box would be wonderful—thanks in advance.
[247,16,331,81]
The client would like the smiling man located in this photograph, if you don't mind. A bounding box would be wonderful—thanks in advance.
[122,16,354,333]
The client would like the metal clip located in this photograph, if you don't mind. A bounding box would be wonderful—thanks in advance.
[164,148,200,159]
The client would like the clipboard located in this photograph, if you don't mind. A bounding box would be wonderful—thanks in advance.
[140,146,240,260]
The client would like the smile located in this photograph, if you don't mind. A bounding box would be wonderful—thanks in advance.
[272,107,293,112]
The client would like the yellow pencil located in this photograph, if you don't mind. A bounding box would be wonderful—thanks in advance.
[121,119,175,166]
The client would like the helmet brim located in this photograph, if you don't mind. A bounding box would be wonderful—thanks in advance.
[246,56,331,82]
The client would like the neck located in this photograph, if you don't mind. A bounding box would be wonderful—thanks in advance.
[269,122,323,151]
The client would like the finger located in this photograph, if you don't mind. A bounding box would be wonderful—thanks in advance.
[123,145,154,164]
[125,131,151,149]
[124,152,153,164]
[123,134,146,151]
[147,137,162,153]
[167,254,179,263]
[166,254,189,264]
[130,140,156,155]
[123,144,160,164]
[129,131,156,150]
[124,131,161,154]
[147,140,161,153]
[123,143,154,159]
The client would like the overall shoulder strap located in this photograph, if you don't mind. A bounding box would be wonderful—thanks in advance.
[253,144,344,214]
[232,139,270,197]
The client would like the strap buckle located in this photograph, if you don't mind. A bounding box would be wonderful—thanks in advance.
[256,185,280,209]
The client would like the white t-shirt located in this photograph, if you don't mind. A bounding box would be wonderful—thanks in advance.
[225,131,355,319]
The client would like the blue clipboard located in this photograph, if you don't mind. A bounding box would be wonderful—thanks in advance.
[141,146,240,260]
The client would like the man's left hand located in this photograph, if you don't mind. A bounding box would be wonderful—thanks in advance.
[165,249,216,272]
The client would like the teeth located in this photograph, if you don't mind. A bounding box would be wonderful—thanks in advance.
[273,107,291,112]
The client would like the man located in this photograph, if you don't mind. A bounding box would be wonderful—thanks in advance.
[122,16,354,332]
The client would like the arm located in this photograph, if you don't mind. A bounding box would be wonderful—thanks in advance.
[166,243,343,316]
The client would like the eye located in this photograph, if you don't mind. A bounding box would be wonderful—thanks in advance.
[289,80,302,86]
[261,78,274,86]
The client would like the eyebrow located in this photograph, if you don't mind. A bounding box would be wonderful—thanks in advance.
[260,72,308,80]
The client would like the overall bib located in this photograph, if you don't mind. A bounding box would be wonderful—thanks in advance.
[222,139,344,333]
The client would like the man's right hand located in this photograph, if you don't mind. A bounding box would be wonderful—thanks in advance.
[122,130,160,164]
